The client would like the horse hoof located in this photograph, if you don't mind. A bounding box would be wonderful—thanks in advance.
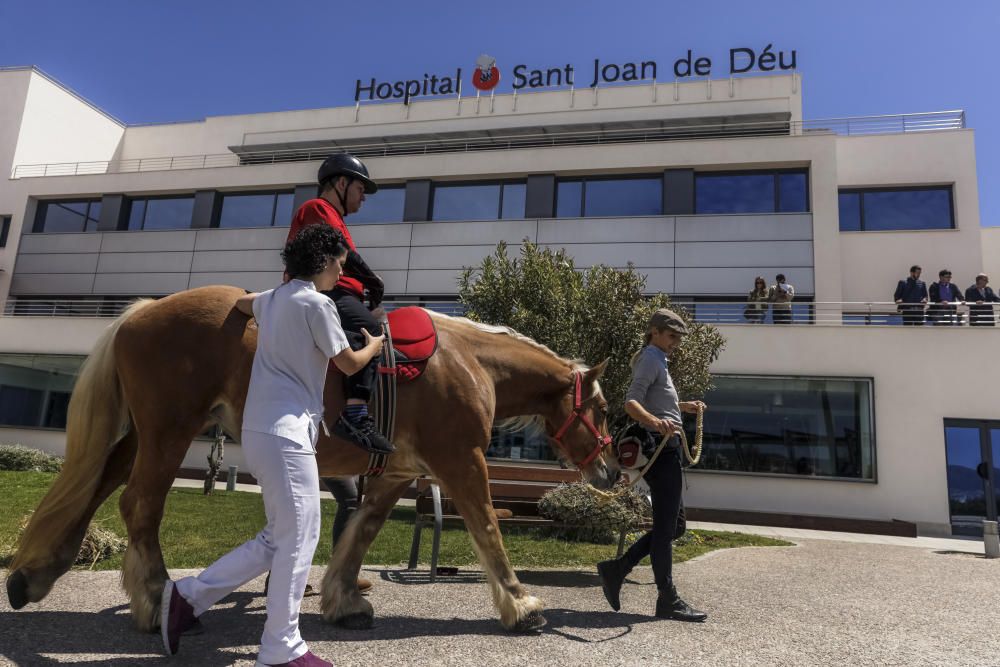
[337,613,374,630]
[512,610,547,633]
[6,569,29,610]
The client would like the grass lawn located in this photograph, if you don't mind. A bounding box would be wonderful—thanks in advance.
[0,471,789,571]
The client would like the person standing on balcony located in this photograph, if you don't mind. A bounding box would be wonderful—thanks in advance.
[894,265,928,326]
[965,273,999,326]
[744,276,769,323]
[286,152,394,456]
[929,269,963,325]
[767,274,795,324]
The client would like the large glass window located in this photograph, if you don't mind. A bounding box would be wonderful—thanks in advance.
[0,354,83,429]
[349,186,406,224]
[695,170,809,214]
[688,375,875,480]
[33,200,102,233]
[126,196,195,231]
[555,176,662,218]
[431,182,525,221]
[0,216,10,247]
[218,192,294,228]
[487,420,555,462]
[839,187,954,231]
[556,180,583,217]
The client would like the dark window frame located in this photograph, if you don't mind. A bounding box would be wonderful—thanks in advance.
[32,199,103,233]
[0,215,10,247]
[215,189,296,229]
[124,194,197,231]
[555,173,665,218]
[693,168,811,214]
[430,180,527,221]
[688,373,877,482]
[838,185,955,232]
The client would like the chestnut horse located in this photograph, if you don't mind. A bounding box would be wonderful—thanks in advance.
[6,285,618,633]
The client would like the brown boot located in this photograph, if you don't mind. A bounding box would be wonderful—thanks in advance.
[357,577,372,593]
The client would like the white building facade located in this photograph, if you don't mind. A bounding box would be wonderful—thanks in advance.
[1,65,998,537]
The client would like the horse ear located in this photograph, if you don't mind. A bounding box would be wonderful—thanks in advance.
[585,358,610,380]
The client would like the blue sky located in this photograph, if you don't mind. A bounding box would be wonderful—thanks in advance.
[1,0,997,225]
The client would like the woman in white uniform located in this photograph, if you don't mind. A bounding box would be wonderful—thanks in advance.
[160,223,384,667]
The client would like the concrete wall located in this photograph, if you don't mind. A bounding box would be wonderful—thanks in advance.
[686,324,999,536]
[981,226,1000,282]
[9,213,814,297]
[836,131,983,301]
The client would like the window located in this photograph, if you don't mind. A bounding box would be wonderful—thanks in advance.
[0,354,84,429]
[126,196,195,231]
[218,192,294,228]
[431,182,526,221]
[688,375,875,480]
[695,170,809,214]
[838,186,954,231]
[349,186,406,224]
[555,176,662,218]
[0,216,10,247]
[487,421,555,462]
[33,200,102,233]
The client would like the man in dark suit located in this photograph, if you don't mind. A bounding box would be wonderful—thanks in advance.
[894,265,928,326]
[929,269,964,325]
[965,273,999,326]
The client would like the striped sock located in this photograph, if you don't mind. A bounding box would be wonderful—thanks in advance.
[345,404,368,423]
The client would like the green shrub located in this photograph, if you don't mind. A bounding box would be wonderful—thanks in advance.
[0,444,63,472]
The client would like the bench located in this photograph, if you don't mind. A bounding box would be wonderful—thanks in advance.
[406,462,650,581]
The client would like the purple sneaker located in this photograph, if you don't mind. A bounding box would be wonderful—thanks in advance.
[160,579,198,656]
[258,651,333,667]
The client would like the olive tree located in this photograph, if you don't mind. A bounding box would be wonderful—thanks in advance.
[458,241,726,428]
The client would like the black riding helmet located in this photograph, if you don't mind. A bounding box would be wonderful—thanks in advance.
[317,153,378,194]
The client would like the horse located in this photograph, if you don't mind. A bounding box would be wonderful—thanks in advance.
[6,285,619,633]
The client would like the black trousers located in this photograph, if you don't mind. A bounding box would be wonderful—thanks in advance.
[899,305,925,326]
[619,445,683,594]
[772,308,792,325]
[324,288,380,402]
[322,476,360,546]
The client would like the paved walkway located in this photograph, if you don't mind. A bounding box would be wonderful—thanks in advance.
[3,536,998,665]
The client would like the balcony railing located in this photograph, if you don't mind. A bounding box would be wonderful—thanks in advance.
[11,110,966,179]
[3,298,995,327]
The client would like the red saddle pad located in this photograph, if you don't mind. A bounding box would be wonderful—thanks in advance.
[384,306,438,382]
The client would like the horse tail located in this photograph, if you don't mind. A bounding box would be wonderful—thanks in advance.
[9,299,155,581]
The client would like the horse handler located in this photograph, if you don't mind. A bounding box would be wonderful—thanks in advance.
[161,224,385,666]
[596,309,708,622]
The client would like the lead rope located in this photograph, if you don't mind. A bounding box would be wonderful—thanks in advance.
[586,404,703,505]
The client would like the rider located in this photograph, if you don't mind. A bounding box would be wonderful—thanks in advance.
[286,152,393,455]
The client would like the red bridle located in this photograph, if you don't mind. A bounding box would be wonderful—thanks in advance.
[551,371,613,469]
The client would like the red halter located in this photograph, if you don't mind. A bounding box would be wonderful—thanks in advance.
[551,371,613,469]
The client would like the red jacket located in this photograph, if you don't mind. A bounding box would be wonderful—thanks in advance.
[286,198,363,296]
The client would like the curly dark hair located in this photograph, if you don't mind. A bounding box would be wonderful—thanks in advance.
[281,224,348,279]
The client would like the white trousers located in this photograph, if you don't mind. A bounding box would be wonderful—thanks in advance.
[175,430,321,666]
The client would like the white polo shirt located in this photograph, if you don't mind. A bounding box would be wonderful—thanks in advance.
[243,279,350,451]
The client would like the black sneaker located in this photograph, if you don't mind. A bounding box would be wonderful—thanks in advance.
[332,414,396,455]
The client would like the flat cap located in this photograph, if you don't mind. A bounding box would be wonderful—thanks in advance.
[648,308,689,335]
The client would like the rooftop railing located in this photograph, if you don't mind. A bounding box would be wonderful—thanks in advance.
[3,298,995,327]
[10,110,966,179]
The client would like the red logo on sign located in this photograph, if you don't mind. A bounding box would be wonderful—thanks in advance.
[472,54,500,91]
